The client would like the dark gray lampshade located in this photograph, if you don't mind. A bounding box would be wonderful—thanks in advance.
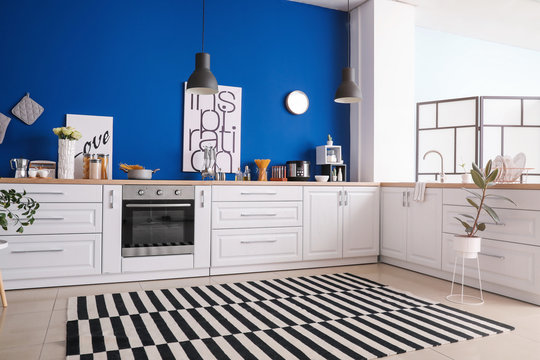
[334,67,362,103]
[186,52,218,95]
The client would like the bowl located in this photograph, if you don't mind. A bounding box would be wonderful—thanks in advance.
[315,175,329,182]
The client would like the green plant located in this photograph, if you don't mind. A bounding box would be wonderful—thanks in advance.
[0,189,40,233]
[52,126,82,140]
[454,160,515,237]
[458,162,467,173]
[327,134,333,142]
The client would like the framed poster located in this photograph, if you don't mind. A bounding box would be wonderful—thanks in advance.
[66,114,113,179]
[182,84,242,173]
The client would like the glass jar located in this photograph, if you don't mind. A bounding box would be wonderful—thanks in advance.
[82,153,92,179]
[89,158,102,180]
[97,154,109,180]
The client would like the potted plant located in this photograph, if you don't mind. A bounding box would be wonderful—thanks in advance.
[458,162,470,183]
[0,189,39,233]
[454,160,515,258]
[53,126,82,179]
[327,134,333,146]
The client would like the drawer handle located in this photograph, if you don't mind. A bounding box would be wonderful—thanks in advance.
[35,217,65,221]
[240,192,278,195]
[240,213,278,217]
[482,222,506,226]
[12,249,64,254]
[240,239,277,244]
[478,252,505,260]
[125,204,192,208]
[25,191,65,195]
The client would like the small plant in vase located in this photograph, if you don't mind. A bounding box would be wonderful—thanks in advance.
[53,126,82,179]
[327,134,333,146]
[454,160,515,258]
[459,162,470,183]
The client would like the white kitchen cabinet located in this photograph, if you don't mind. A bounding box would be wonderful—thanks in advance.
[303,186,379,261]
[4,184,102,203]
[194,186,211,268]
[343,187,379,258]
[212,201,302,229]
[102,185,122,274]
[381,187,442,269]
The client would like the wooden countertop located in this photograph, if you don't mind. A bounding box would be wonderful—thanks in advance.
[0,178,379,187]
[379,182,540,190]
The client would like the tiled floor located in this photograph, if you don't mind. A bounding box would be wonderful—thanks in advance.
[0,263,539,359]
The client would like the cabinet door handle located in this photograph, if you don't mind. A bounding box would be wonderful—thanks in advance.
[240,213,277,217]
[478,252,505,260]
[201,190,205,208]
[110,190,115,209]
[240,239,277,244]
[25,191,64,195]
[12,249,64,254]
[240,192,278,195]
[35,217,65,221]
[338,190,343,206]
[483,222,506,226]
[406,191,411,207]
[344,190,349,206]
[402,192,406,207]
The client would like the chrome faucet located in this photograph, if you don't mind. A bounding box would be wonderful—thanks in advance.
[423,150,445,183]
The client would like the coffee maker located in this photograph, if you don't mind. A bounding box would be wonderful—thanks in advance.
[10,158,29,178]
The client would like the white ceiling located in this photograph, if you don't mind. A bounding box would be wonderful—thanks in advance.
[290,0,540,52]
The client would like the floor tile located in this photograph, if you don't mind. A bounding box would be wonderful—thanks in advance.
[0,298,56,315]
[55,281,142,310]
[434,332,540,360]
[44,310,66,344]
[0,344,42,360]
[0,311,51,348]
[387,348,452,359]
[139,276,211,290]
[210,270,279,284]
[40,341,65,360]
[5,287,58,303]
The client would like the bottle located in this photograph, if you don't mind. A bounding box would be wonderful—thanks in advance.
[235,167,243,181]
[97,154,109,180]
[89,158,102,180]
[82,153,92,179]
[243,165,251,181]
[337,167,343,182]
[332,168,337,182]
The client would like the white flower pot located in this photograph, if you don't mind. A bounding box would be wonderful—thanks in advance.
[453,235,481,259]
[327,140,333,146]
[461,174,471,183]
[58,139,76,179]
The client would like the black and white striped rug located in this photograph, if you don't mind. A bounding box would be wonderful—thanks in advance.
[66,273,513,359]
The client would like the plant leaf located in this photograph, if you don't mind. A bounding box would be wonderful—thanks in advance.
[454,217,473,232]
[472,163,482,175]
[462,188,482,199]
[485,168,498,184]
[471,169,485,188]
[483,204,500,223]
[477,223,486,231]
[484,160,492,177]
[484,194,517,206]
[466,198,479,209]
[458,213,475,220]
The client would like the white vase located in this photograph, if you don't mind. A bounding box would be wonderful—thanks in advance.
[461,174,471,183]
[58,139,76,179]
[327,140,333,146]
[453,235,481,259]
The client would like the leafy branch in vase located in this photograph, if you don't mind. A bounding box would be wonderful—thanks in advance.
[0,189,40,233]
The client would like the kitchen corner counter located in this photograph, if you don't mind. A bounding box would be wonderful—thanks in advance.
[0,178,379,187]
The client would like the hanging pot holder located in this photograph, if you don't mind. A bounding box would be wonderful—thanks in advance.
[0,112,11,144]
[11,93,44,125]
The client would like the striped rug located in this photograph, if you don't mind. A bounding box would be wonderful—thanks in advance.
[66,273,514,359]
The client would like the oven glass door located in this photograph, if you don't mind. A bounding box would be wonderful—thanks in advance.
[122,200,194,257]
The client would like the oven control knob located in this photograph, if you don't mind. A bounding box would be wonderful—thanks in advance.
[156,190,163,196]
[137,190,145,196]
[175,190,181,196]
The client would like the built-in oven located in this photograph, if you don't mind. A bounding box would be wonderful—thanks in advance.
[122,185,195,257]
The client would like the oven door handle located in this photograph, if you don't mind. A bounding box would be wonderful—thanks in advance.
[125,203,192,208]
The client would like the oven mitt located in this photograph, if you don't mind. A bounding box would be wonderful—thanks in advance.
[0,113,10,144]
[11,93,44,125]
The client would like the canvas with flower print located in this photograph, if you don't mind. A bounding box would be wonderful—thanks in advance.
[182,83,242,173]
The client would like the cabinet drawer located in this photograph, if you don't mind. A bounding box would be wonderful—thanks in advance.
[212,227,302,267]
[212,186,302,202]
[443,189,540,211]
[2,184,102,203]
[4,203,102,235]
[0,234,101,280]
[122,254,193,273]
[442,234,540,294]
[443,205,540,246]
[212,201,302,229]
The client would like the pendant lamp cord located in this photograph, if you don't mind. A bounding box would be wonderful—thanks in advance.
[202,0,205,52]
[347,0,350,67]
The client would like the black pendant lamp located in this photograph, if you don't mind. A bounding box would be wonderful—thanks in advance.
[334,0,362,103]
[186,0,218,95]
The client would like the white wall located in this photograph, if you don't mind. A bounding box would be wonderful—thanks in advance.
[351,0,416,182]
[416,27,540,102]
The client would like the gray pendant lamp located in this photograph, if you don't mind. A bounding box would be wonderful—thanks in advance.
[334,0,362,103]
[186,0,218,95]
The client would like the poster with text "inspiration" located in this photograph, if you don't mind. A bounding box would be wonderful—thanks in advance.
[66,114,113,179]
[183,83,242,173]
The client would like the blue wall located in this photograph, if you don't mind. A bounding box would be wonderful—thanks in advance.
[0,0,349,180]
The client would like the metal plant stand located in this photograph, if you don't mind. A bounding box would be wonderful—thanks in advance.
[446,254,484,305]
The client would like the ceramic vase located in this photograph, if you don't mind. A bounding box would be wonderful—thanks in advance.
[58,139,76,179]
[461,174,471,183]
[453,235,481,259]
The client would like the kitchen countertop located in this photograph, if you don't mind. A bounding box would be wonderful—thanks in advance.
[0,178,379,186]
[2,178,540,189]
